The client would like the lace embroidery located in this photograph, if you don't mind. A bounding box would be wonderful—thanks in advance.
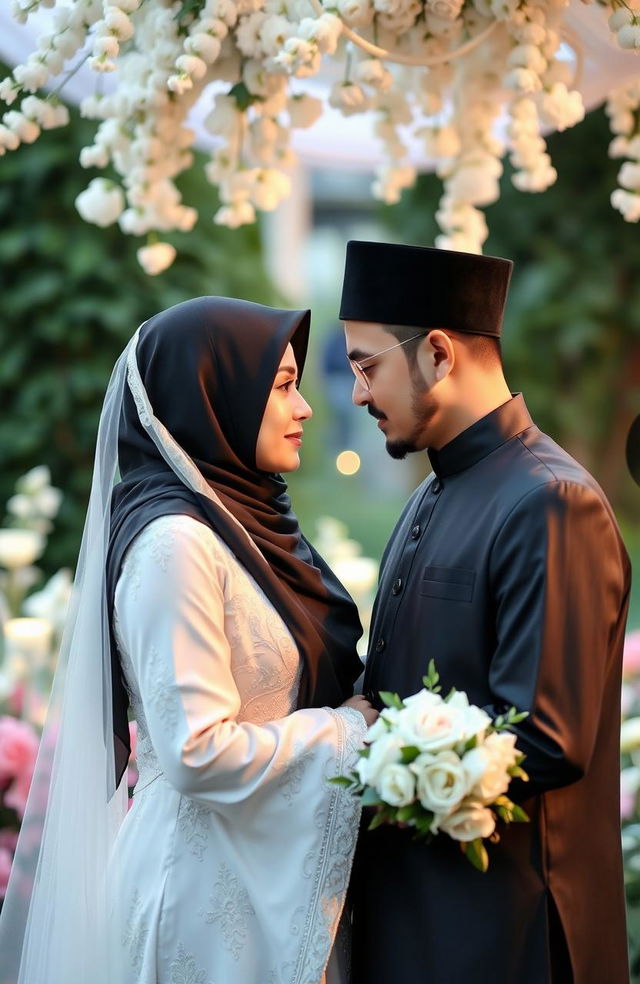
[289,708,367,984]
[122,889,148,973]
[177,797,213,861]
[277,742,314,806]
[170,942,214,984]
[147,643,179,737]
[199,863,255,961]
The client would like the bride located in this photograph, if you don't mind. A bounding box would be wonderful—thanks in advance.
[0,296,376,984]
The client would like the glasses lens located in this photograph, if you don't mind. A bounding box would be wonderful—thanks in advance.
[349,361,370,391]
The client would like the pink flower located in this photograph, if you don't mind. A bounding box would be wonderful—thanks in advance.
[0,716,38,784]
[0,845,13,898]
[0,829,18,854]
[7,683,25,717]
[5,771,33,818]
[623,631,640,678]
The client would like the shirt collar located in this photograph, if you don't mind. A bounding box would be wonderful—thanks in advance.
[427,393,533,478]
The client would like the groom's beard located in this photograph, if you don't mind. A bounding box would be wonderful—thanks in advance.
[385,372,437,460]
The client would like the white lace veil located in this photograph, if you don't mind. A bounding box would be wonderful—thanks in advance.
[0,324,272,984]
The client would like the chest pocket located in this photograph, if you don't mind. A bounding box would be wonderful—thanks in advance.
[419,566,475,603]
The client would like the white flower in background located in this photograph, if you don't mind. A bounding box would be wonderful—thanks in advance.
[136,241,177,274]
[356,58,393,92]
[435,800,496,840]
[329,81,371,115]
[619,161,640,191]
[23,568,73,636]
[3,110,40,144]
[537,83,584,131]
[377,762,416,806]
[75,178,125,227]
[0,530,45,570]
[611,188,640,222]
[214,199,256,227]
[17,466,51,495]
[2,0,638,259]
[621,716,640,753]
[336,0,374,26]
[250,167,291,209]
[287,93,322,128]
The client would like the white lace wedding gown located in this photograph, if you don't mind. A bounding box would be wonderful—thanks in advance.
[110,514,366,984]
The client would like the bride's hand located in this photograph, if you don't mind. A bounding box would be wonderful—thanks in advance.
[341,694,379,727]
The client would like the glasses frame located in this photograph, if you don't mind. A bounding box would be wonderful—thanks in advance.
[349,332,427,392]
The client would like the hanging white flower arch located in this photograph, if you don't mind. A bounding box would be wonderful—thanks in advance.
[0,0,638,273]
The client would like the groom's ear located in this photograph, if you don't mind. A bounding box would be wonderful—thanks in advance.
[417,330,455,383]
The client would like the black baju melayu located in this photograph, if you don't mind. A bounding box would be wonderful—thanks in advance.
[352,394,630,984]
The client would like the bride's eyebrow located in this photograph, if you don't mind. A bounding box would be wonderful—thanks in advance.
[275,365,297,376]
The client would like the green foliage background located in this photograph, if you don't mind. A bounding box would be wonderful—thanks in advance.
[0,80,279,573]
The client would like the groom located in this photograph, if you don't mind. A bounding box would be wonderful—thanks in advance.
[340,241,630,984]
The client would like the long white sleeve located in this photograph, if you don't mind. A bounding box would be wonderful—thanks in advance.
[114,515,365,805]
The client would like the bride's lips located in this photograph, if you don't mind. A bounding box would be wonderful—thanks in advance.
[286,432,303,446]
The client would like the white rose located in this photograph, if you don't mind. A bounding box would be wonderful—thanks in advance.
[446,691,492,741]
[356,731,402,787]
[136,242,177,275]
[463,732,518,804]
[397,690,466,752]
[411,750,469,815]
[0,529,45,569]
[75,178,125,227]
[436,800,496,841]
[377,763,416,806]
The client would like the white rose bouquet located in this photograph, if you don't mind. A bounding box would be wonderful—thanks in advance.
[332,662,529,871]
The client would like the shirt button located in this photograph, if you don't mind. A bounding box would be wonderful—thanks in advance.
[392,578,403,595]
[432,478,442,494]
[375,638,386,653]
[410,524,421,540]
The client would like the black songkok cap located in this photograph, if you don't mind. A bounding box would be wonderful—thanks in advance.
[339,241,513,338]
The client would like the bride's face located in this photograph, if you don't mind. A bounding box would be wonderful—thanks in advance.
[255,343,313,473]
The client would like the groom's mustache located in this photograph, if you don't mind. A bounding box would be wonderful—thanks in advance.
[367,404,387,421]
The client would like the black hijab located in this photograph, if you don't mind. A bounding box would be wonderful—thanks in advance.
[107,296,363,783]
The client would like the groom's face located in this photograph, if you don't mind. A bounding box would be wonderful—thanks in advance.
[344,321,438,460]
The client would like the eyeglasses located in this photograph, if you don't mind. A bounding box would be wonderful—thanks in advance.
[348,332,426,392]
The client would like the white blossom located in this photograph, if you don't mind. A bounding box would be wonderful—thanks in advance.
[137,241,177,275]
[287,93,322,128]
[75,178,125,227]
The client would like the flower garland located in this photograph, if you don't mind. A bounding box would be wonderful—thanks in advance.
[0,0,637,272]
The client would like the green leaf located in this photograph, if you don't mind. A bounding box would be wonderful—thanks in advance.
[328,776,355,788]
[400,745,421,764]
[396,803,421,823]
[510,805,530,823]
[379,690,404,710]
[463,838,489,873]
[228,81,257,112]
[422,659,441,693]
[367,809,387,831]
